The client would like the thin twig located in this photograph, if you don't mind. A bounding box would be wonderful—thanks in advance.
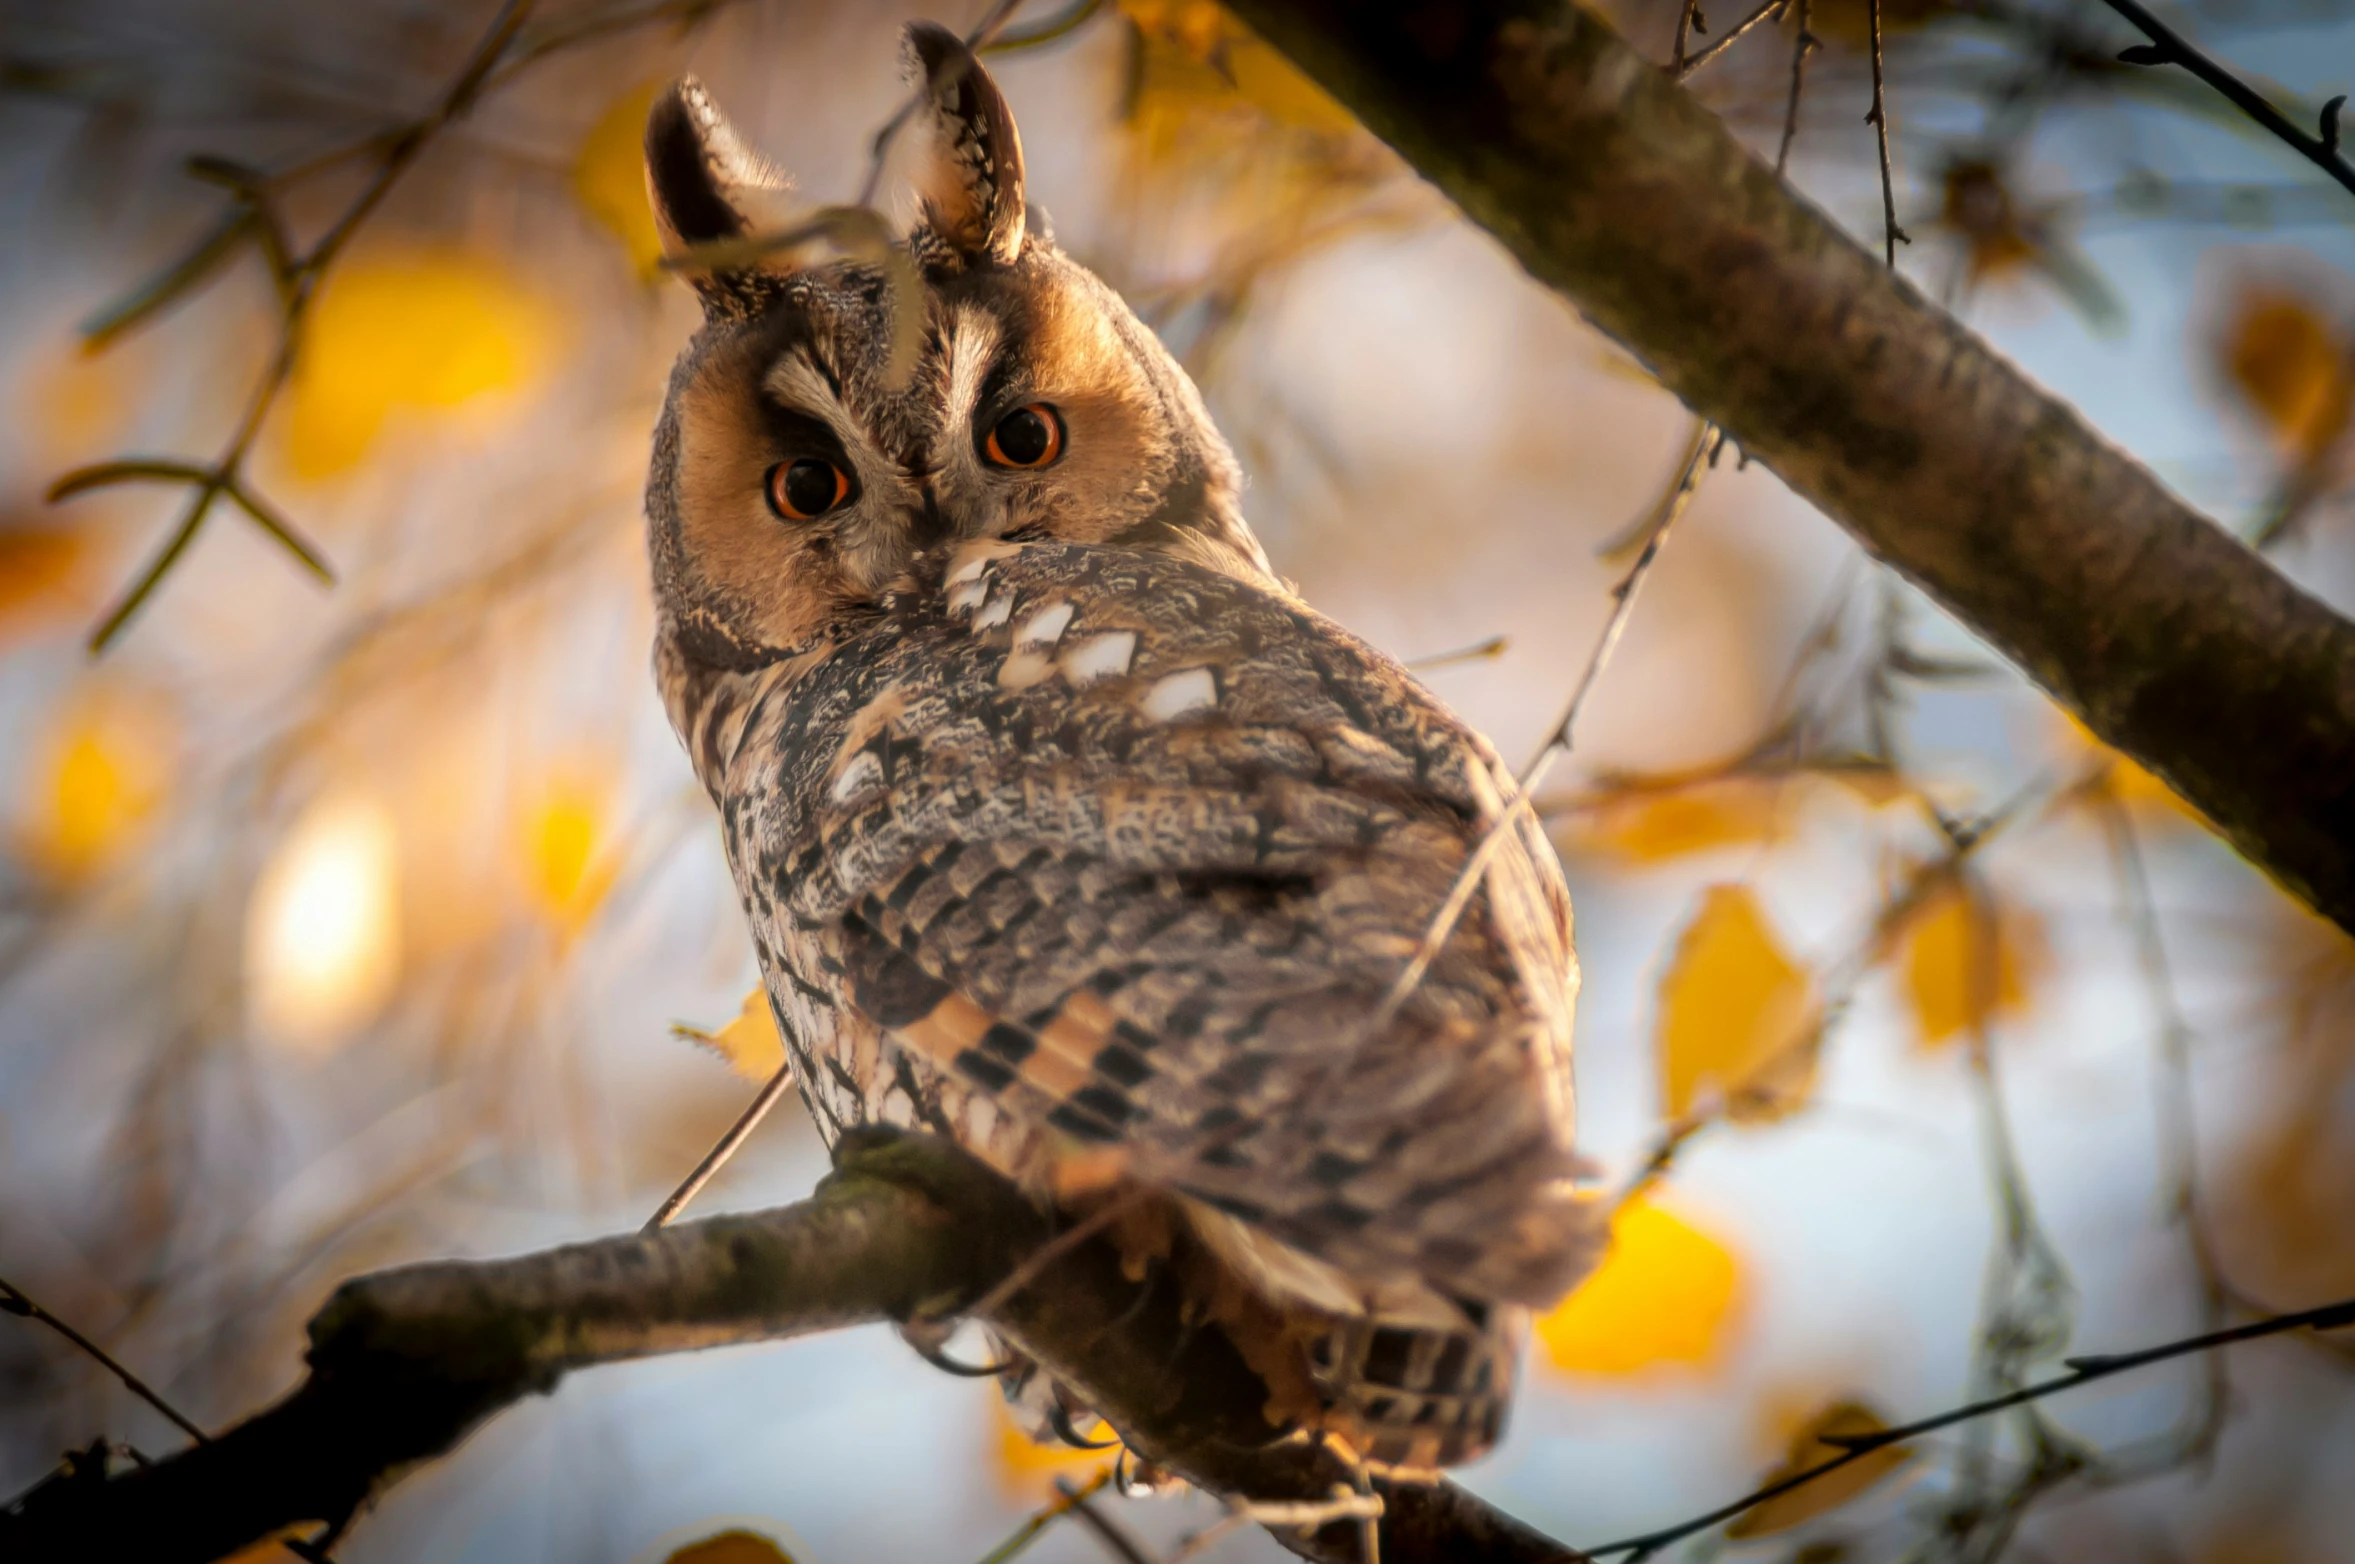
[1405,635,1509,671]
[1052,1474,1160,1564]
[1863,0,1911,266]
[1673,0,1781,81]
[0,1274,209,1445]
[2100,0,2355,202]
[642,1058,799,1232]
[975,1466,1117,1564]
[1362,427,1712,1044]
[1776,0,1816,178]
[1671,0,1706,73]
[1581,1294,2355,1558]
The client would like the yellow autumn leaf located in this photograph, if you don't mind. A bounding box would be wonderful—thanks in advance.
[522,775,617,929]
[684,987,787,1081]
[664,1530,797,1564]
[0,525,87,634]
[283,249,553,478]
[990,1394,1117,1500]
[1726,1398,1914,1538]
[21,694,165,879]
[2221,288,2354,465]
[576,80,668,280]
[1565,778,1785,864]
[1119,2,1356,168]
[1536,1200,1743,1377]
[1900,881,2043,1050]
[1656,885,1822,1123]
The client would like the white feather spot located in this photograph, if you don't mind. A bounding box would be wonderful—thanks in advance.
[829,749,885,805]
[1059,631,1137,687]
[997,648,1056,691]
[945,576,990,617]
[946,555,991,590]
[1140,666,1219,722]
[971,592,1013,632]
[1015,601,1075,649]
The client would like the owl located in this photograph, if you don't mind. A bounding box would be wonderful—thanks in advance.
[641,24,1600,1475]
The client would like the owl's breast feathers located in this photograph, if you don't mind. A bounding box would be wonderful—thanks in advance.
[669,537,1600,1457]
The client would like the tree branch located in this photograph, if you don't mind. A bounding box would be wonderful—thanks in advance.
[0,1131,1581,1564]
[1225,0,2355,937]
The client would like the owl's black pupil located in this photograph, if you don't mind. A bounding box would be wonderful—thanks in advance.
[994,408,1051,465]
[780,459,838,516]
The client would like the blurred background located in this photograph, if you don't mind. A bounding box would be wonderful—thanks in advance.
[2,1,2352,1559]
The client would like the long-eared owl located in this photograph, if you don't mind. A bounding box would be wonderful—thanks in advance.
[641,22,1600,1474]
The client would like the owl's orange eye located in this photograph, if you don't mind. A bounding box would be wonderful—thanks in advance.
[765,458,853,520]
[983,403,1064,469]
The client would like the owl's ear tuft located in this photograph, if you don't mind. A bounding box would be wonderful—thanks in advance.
[903,22,1026,268]
[645,77,792,316]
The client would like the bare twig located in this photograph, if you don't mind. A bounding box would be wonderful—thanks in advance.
[978,1469,1118,1564]
[1864,0,1911,266]
[1671,0,1706,74]
[1053,1474,1161,1564]
[1580,1295,2355,1559]
[642,1058,799,1232]
[1363,426,1712,1043]
[2101,0,2355,202]
[1405,635,1509,671]
[1673,0,1781,81]
[1775,0,1815,177]
[0,1274,208,1445]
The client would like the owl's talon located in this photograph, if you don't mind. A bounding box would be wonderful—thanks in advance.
[1047,1399,1119,1450]
[911,1340,1016,1377]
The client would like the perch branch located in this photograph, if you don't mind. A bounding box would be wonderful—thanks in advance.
[0,1131,1581,1564]
[1225,0,2355,937]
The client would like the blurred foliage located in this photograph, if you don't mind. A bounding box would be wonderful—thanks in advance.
[1655,883,1822,1123]
[662,1531,798,1564]
[282,249,555,479]
[1537,1199,1744,1376]
[1725,1397,1914,1538]
[2,0,2354,1558]
[576,79,670,282]
[1898,878,2045,1051]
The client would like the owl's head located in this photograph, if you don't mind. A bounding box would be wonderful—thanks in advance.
[642,23,1269,680]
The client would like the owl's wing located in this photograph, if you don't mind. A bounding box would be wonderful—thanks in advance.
[733,540,1595,1306]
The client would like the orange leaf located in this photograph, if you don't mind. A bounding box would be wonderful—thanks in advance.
[2221,289,2354,464]
[1727,1398,1914,1538]
[1656,885,1822,1123]
[1900,882,2043,1050]
[1536,1200,1743,1377]
[685,988,787,1082]
[1567,778,1784,865]
[0,525,87,634]
[664,1530,797,1564]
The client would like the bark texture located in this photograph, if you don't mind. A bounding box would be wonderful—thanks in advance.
[1230,0,2355,933]
[0,1131,1583,1564]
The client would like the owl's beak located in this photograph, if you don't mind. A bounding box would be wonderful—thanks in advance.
[908,480,953,551]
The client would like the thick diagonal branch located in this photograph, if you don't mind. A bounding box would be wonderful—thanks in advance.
[1227,0,2355,935]
[0,1132,1578,1564]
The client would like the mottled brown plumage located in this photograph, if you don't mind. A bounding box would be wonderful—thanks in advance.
[642,25,1599,1473]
